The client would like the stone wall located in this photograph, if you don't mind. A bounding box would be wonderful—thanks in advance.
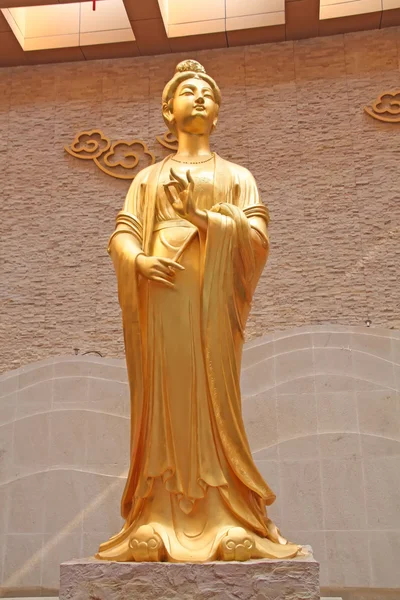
[1,28,400,372]
[0,325,399,592]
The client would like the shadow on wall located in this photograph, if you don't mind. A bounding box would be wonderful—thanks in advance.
[0,324,399,593]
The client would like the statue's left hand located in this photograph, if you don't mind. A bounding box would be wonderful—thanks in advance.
[164,169,208,232]
[163,168,196,220]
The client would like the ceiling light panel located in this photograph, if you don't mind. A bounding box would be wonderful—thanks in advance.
[160,0,285,37]
[320,0,382,19]
[1,0,134,51]
[383,0,400,7]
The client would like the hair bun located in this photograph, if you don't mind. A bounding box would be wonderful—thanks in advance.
[175,60,206,74]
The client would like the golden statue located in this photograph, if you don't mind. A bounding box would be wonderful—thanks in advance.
[97,60,301,563]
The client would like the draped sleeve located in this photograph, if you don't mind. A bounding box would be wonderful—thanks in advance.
[199,160,276,527]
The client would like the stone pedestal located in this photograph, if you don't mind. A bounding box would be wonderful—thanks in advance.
[60,546,319,600]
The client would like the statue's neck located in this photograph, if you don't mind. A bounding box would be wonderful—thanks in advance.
[175,131,212,159]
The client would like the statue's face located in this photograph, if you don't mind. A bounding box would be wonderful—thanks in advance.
[171,77,219,135]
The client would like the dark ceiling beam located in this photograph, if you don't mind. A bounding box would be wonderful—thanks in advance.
[123,0,170,54]
[227,24,285,47]
[319,11,382,36]
[285,0,320,40]
[381,7,400,27]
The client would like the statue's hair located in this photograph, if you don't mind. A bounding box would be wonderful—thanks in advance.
[162,60,221,133]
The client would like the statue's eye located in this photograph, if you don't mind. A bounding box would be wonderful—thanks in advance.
[181,89,194,95]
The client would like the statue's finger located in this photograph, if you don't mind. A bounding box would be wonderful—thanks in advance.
[159,258,185,271]
[170,168,187,189]
[165,181,183,195]
[154,266,175,279]
[163,183,178,205]
[152,276,175,289]
[186,170,194,185]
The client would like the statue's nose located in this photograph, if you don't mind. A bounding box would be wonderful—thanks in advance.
[196,96,205,104]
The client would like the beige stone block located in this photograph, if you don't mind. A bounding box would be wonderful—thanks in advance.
[18,361,54,389]
[279,460,324,530]
[88,361,129,383]
[351,332,394,361]
[0,374,18,398]
[53,376,89,404]
[315,373,355,393]
[278,435,320,460]
[0,533,4,584]
[313,347,353,378]
[85,412,129,466]
[312,331,351,350]
[240,356,275,396]
[53,358,93,378]
[317,391,358,433]
[3,533,43,588]
[252,445,278,460]
[7,471,47,533]
[319,432,361,458]
[275,375,315,395]
[353,378,391,392]
[275,349,314,389]
[88,377,129,412]
[44,469,85,534]
[321,458,366,529]
[0,486,9,533]
[274,332,312,355]
[241,339,275,369]
[42,532,81,589]
[82,532,107,558]
[0,392,17,427]
[82,473,125,534]
[395,364,400,393]
[392,337,400,365]
[0,421,14,479]
[325,530,371,587]
[364,456,400,529]
[49,410,88,466]
[13,412,50,467]
[276,393,317,441]
[361,434,400,457]
[357,390,400,440]
[369,531,400,588]
[352,350,395,390]
[16,379,53,417]
[242,391,277,453]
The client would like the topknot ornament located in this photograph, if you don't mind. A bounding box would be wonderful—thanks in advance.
[175,60,206,74]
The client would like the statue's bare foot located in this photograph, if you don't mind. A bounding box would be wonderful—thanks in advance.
[129,525,165,562]
[218,527,255,561]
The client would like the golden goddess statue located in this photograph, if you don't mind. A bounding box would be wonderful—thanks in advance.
[97,60,300,563]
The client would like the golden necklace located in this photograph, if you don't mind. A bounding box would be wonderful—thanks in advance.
[170,153,214,165]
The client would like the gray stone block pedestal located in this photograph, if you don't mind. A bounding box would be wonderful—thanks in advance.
[60,546,319,600]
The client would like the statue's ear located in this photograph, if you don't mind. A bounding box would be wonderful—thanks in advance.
[162,101,175,129]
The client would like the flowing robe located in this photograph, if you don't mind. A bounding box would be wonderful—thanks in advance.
[97,154,300,561]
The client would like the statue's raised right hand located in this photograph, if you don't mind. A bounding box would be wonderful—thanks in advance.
[136,255,184,289]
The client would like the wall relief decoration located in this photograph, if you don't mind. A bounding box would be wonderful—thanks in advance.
[65,129,178,180]
[364,91,400,123]
[155,131,179,151]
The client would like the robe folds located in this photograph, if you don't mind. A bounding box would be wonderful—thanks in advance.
[97,154,300,562]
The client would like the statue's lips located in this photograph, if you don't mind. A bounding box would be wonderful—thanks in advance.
[193,105,206,112]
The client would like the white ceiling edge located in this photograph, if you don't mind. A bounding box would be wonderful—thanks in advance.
[159,0,286,37]
[1,0,134,51]
[320,0,383,19]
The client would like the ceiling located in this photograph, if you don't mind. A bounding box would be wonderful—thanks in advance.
[0,0,399,67]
